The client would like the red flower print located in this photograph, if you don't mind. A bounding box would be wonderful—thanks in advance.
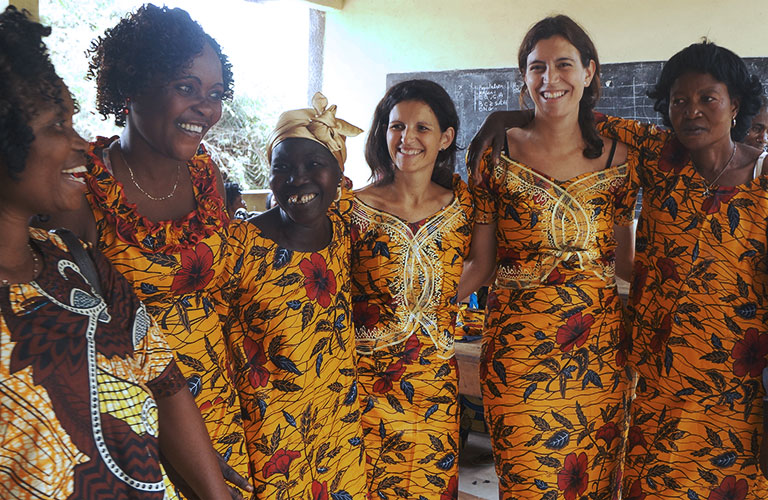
[401,334,422,364]
[658,138,689,174]
[627,426,647,452]
[353,301,380,330]
[731,327,768,377]
[486,291,500,311]
[545,268,566,286]
[262,448,301,479]
[244,336,270,388]
[556,312,595,352]
[557,452,589,500]
[198,396,225,413]
[372,359,406,393]
[480,337,495,379]
[701,186,738,214]
[708,475,748,500]
[656,257,681,284]
[650,313,672,353]
[170,243,215,294]
[299,253,337,308]
[615,322,629,368]
[497,247,521,267]
[441,476,458,500]
[624,480,647,500]
[312,480,329,500]
[595,422,619,445]
[632,261,648,304]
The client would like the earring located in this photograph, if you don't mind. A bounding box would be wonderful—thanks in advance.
[732,116,737,128]
[334,182,343,203]
[123,98,131,115]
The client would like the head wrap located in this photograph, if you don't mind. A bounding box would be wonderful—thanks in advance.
[266,92,363,171]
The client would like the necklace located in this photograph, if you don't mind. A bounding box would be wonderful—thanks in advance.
[701,143,737,197]
[120,148,182,201]
[1,243,40,286]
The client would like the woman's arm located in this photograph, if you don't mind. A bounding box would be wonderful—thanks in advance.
[157,388,234,500]
[614,222,636,283]
[467,110,533,178]
[457,222,497,302]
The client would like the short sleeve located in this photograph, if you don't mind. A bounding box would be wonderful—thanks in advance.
[136,309,186,399]
[595,113,669,151]
[467,147,499,224]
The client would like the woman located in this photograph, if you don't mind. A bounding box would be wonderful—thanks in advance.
[0,7,229,499]
[39,4,251,495]
[462,16,636,500]
[743,95,768,151]
[348,79,471,499]
[215,93,368,498]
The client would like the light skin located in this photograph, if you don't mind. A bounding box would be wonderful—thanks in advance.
[0,85,230,499]
[356,99,455,223]
[254,138,341,252]
[743,107,768,151]
[457,35,630,300]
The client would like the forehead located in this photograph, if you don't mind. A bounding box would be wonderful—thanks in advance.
[174,43,223,84]
[752,108,768,125]
[28,85,74,127]
[527,35,579,61]
[271,137,337,164]
[670,72,728,94]
[388,100,438,123]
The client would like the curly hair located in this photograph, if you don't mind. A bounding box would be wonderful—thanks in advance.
[518,15,603,159]
[0,6,65,180]
[648,40,763,141]
[365,79,459,189]
[88,3,234,127]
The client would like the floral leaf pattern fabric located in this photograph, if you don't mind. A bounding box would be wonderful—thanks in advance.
[81,137,248,485]
[469,148,637,500]
[597,115,768,500]
[0,228,185,499]
[349,175,472,499]
[216,215,367,499]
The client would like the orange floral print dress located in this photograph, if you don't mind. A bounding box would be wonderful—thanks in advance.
[469,146,637,500]
[216,213,367,499]
[598,115,768,500]
[0,228,186,499]
[349,175,473,499]
[81,137,248,483]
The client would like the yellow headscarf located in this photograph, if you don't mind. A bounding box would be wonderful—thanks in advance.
[266,92,363,171]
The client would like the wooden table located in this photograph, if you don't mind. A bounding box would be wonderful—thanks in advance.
[454,339,483,398]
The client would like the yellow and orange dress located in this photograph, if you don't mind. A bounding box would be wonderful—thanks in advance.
[81,137,248,481]
[598,115,768,500]
[469,145,637,500]
[216,213,367,499]
[0,228,186,499]
[349,175,473,499]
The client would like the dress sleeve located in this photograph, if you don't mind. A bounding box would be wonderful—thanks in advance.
[595,113,668,151]
[452,175,475,258]
[613,147,641,227]
[467,147,499,224]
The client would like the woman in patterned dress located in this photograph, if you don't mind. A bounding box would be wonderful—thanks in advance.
[38,5,251,496]
[0,7,229,498]
[349,79,471,499]
[215,93,368,499]
[461,16,636,500]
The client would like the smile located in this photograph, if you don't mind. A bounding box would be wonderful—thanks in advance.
[542,90,567,99]
[398,148,423,156]
[62,165,87,184]
[178,122,204,134]
[287,193,318,205]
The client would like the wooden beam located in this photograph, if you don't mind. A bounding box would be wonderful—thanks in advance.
[9,0,38,21]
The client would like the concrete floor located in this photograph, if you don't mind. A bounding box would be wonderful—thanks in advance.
[458,431,498,500]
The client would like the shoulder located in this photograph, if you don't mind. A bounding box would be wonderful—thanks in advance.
[600,136,629,167]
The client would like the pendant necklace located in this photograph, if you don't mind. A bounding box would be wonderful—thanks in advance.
[701,143,737,197]
[120,148,182,201]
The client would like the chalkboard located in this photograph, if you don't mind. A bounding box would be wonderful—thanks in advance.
[388,58,768,179]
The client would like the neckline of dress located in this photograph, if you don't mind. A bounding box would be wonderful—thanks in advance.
[501,153,627,186]
[352,191,458,227]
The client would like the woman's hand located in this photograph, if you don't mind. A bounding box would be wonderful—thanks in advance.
[457,222,498,302]
[466,110,533,180]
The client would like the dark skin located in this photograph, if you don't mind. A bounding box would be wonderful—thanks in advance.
[254,138,342,252]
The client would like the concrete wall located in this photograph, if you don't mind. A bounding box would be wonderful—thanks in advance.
[323,0,768,186]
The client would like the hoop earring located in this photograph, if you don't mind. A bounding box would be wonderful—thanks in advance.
[334,182,343,203]
[732,116,737,128]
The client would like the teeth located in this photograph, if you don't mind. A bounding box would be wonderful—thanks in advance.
[543,90,566,99]
[62,166,87,174]
[399,148,422,155]
[70,176,86,184]
[179,123,204,134]
[287,193,317,204]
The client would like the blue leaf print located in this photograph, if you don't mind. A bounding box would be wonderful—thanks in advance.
[140,282,159,294]
[344,380,358,405]
[283,410,296,427]
[687,489,699,500]
[563,366,576,379]
[378,420,387,439]
[257,398,267,419]
[544,430,570,450]
[534,330,546,340]
[582,370,603,389]
[274,355,302,375]
[372,241,390,258]
[506,204,521,223]
[534,479,549,490]
[683,215,699,231]
[530,212,539,229]
[493,360,507,385]
[181,296,192,308]
[661,196,678,220]
[335,313,346,331]
[425,404,439,422]
[675,388,695,397]
[523,383,537,402]
[202,297,212,316]
[317,467,328,474]
[233,253,243,275]
[727,203,740,236]
[331,492,353,500]
[691,241,699,262]
[273,248,293,269]
[420,357,431,365]
[400,379,415,404]
[287,300,302,310]
[739,250,757,261]
[592,206,602,218]
[316,353,323,377]
[710,451,737,468]
[436,453,455,470]
[363,396,374,414]
[711,334,723,350]
[664,347,673,376]
[734,303,756,319]
[348,437,362,446]
[187,375,202,397]
[222,446,232,461]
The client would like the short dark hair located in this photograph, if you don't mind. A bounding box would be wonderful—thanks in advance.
[518,15,603,159]
[0,6,65,180]
[648,41,763,141]
[365,79,459,189]
[87,3,234,127]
